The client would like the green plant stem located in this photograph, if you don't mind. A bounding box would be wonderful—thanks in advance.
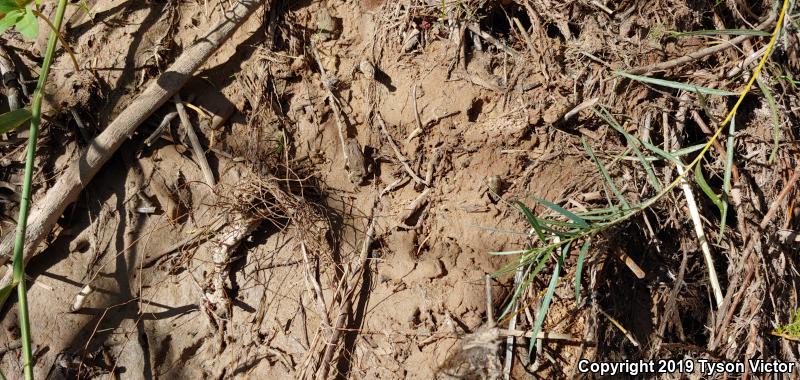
[12,1,69,379]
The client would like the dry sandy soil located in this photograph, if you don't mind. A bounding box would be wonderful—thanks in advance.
[0,0,799,379]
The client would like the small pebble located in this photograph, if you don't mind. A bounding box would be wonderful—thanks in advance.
[359,59,376,80]
[486,175,503,201]
[402,28,420,52]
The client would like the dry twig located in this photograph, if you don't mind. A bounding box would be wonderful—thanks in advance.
[174,94,216,188]
[0,0,263,279]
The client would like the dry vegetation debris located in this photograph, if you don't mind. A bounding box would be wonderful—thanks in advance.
[0,0,797,379]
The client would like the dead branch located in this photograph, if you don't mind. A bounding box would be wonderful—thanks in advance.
[174,94,216,188]
[0,0,263,280]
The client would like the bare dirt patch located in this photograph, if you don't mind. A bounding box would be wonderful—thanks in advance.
[0,0,799,379]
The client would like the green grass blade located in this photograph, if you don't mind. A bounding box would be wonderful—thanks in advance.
[583,138,630,210]
[500,251,549,318]
[4,2,70,379]
[535,198,589,228]
[671,144,706,157]
[594,107,662,191]
[575,239,590,303]
[538,218,580,228]
[578,209,620,218]
[756,77,781,163]
[669,29,771,37]
[694,164,724,211]
[640,138,682,165]
[0,108,31,134]
[616,71,738,96]
[516,201,546,242]
[0,283,14,309]
[500,264,532,318]
[626,143,705,162]
[528,253,561,356]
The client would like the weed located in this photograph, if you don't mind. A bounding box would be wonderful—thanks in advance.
[773,308,800,341]
[0,0,69,378]
[495,0,791,358]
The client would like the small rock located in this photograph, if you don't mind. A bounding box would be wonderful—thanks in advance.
[486,175,503,201]
[359,59,376,80]
[415,259,446,279]
[402,28,420,52]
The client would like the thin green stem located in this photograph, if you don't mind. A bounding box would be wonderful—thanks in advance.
[12,1,69,379]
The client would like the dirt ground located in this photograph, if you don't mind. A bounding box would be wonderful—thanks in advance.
[0,0,799,379]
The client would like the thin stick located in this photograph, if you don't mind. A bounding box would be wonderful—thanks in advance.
[174,94,215,187]
[513,17,536,55]
[563,97,598,121]
[309,42,364,183]
[145,111,178,146]
[466,23,521,59]
[670,105,724,308]
[70,108,91,142]
[759,165,800,230]
[0,0,262,274]
[485,275,494,325]
[377,115,427,186]
[627,14,776,75]
[498,329,582,342]
[142,217,225,267]
[407,84,424,140]
[598,308,639,347]
[302,242,329,327]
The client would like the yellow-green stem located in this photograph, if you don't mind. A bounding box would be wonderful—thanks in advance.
[12,1,69,379]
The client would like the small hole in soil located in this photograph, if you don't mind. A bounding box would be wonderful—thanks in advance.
[568,22,581,38]
[546,23,561,39]
[478,2,531,37]
[467,99,484,122]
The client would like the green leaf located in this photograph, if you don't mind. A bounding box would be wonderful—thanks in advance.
[0,9,23,34]
[669,29,771,37]
[583,138,631,210]
[594,107,662,191]
[0,108,31,133]
[0,283,14,310]
[516,201,546,242]
[615,71,738,96]
[16,7,37,39]
[529,252,561,356]
[535,198,589,228]
[0,1,20,13]
[694,164,723,211]
[575,239,590,302]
